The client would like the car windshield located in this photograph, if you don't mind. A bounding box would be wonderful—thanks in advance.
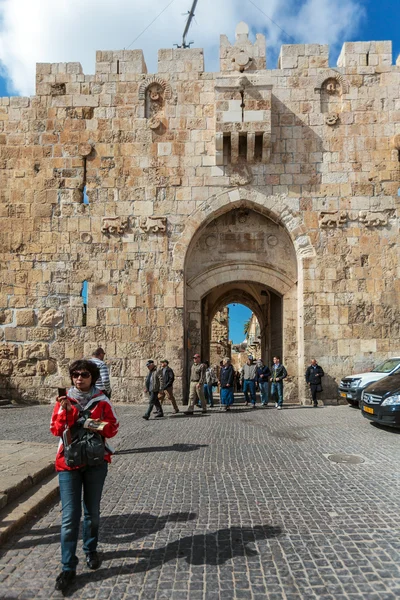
[372,358,400,373]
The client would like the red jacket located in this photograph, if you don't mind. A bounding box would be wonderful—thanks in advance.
[50,390,119,471]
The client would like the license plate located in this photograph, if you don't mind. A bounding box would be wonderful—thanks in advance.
[363,406,374,414]
[340,392,347,398]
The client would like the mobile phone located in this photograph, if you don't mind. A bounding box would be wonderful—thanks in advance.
[58,387,67,397]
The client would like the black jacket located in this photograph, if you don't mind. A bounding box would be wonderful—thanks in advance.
[161,366,175,390]
[271,364,287,382]
[256,365,271,383]
[305,365,324,385]
[220,365,234,388]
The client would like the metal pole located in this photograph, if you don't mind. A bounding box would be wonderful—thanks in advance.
[182,0,199,48]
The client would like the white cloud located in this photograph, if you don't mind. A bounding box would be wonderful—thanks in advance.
[0,0,364,96]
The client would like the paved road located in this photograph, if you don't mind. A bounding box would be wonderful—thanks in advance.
[0,401,399,600]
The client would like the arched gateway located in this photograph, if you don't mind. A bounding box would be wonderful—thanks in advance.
[174,188,315,404]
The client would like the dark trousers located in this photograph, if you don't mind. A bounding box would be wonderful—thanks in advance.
[145,391,163,418]
[310,384,319,405]
[58,463,108,571]
[243,380,256,404]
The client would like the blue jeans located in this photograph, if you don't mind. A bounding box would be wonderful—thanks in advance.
[271,382,284,407]
[259,381,269,405]
[203,384,214,406]
[243,380,256,405]
[58,462,108,571]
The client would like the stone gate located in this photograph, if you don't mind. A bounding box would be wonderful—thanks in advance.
[0,23,399,404]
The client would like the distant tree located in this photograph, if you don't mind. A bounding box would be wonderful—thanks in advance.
[243,319,251,337]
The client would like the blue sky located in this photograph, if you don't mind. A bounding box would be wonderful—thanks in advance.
[228,304,252,344]
[0,0,398,96]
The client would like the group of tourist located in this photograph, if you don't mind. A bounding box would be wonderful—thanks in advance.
[49,347,324,592]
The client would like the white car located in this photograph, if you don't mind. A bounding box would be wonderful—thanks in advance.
[338,357,400,407]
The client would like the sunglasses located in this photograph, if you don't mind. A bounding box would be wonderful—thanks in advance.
[71,371,91,379]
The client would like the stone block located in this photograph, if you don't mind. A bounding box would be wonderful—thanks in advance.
[16,310,35,326]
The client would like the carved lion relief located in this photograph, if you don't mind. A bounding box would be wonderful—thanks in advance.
[319,211,391,229]
[101,217,129,235]
[139,216,167,234]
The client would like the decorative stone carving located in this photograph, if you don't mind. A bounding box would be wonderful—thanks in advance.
[325,113,339,126]
[358,211,389,227]
[236,209,249,223]
[148,116,162,130]
[315,71,350,94]
[319,211,391,229]
[139,216,167,234]
[139,76,172,127]
[230,165,253,186]
[78,143,93,157]
[81,233,92,243]
[101,217,129,235]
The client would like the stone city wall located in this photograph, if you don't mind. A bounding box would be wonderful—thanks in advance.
[0,23,399,404]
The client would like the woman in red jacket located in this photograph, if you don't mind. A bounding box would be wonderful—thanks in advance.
[50,359,119,592]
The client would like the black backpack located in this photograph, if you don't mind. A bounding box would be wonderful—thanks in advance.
[62,401,105,468]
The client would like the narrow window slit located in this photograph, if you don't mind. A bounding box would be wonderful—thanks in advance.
[254,133,263,161]
[223,134,231,163]
[81,281,88,326]
[239,133,247,158]
[82,157,89,204]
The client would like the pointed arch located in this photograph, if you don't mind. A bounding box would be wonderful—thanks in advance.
[173,188,315,271]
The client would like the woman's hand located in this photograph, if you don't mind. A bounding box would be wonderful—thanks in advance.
[58,396,72,412]
[87,418,103,432]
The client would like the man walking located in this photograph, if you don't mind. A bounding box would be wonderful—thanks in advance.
[143,360,164,420]
[220,357,235,411]
[185,354,207,415]
[91,347,111,398]
[241,355,257,408]
[256,359,271,406]
[305,359,324,407]
[270,356,287,410]
[159,359,179,414]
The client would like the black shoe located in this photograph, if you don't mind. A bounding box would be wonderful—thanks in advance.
[86,551,100,570]
[55,571,76,591]
[202,409,207,414]
[154,413,164,418]
[313,403,318,408]
[184,410,194,415]
[142,415,149,420]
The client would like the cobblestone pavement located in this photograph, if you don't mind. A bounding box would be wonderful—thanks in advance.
[0,401,399,600]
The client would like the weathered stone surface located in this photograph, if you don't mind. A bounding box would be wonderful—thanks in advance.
[0,360,13,376]
[0,24,399,404]
[16,310,35,327]
[37,309,63,328]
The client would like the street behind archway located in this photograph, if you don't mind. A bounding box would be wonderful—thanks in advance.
[1,402,399,599]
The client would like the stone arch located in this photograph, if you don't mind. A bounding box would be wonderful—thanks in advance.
[173,187,315,272]
[182,194,308,403]
[314,70,350,94]
[138,76,173,101]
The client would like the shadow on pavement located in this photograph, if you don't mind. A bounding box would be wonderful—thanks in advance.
[115,443,208,455]
[2,511,197,552]
[371,422,400,435]
[66,524,282,595]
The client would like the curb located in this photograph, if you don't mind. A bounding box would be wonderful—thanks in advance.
[0,473,59,545]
